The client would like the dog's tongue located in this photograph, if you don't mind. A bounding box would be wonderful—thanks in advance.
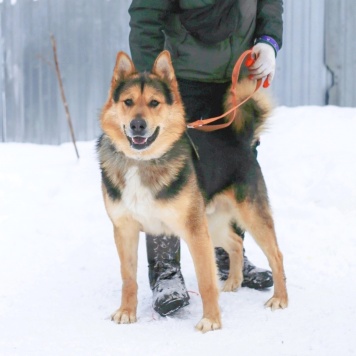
[132,137,147,145]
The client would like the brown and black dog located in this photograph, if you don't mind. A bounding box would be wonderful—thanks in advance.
[97,50,288,333]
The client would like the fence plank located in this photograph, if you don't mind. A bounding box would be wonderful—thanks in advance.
[0,4,4,141]
[272,0,330,106]
[325,0,356,106]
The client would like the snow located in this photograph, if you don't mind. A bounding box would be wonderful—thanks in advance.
[0,106,356,355]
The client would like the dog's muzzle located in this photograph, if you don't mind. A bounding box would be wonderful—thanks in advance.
[125,118,160,150]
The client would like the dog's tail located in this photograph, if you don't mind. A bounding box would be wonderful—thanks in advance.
[224,78,273,146]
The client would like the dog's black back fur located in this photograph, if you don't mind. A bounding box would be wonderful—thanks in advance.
[189,127,259,201]
[178,79,264,203]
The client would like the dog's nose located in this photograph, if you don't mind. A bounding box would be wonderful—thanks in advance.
[130,117,147,135]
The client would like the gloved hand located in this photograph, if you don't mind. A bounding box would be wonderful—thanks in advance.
[248,43,276,86]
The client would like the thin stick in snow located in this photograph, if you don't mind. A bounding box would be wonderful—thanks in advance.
[50,33,80,159]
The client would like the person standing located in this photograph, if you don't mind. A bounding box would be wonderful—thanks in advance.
[128,0,283,316]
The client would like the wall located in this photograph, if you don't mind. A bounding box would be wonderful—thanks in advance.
[273,0,331,106]
[0,0,355,144]
[0,0,131,144]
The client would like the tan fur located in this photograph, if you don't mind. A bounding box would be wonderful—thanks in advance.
[208,189,287,308]
[100,51,221,332]
[206,195,244,291]
[99,50,288,333]
[101,52,186,162]
[225,78,273,145]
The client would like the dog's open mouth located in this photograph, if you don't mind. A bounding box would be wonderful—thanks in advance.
[126,127,160,150]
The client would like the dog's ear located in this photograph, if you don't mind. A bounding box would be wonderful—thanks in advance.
[109,51,136,99]
[111,51,136,87]
[152,50,175,82]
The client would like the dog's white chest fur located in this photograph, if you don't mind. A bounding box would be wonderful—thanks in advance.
[121,166,166,233]
[123,167,153,215]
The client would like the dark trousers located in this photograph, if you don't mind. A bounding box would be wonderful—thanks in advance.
[178,78,230,123]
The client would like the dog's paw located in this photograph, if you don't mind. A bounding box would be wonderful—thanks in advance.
[195,317,222,333]
[264,296,288,311]
[111,308,137,324]
[221,277,242,292]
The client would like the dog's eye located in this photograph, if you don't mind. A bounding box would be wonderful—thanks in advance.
[124,99,133,107]
[149,100,159,108]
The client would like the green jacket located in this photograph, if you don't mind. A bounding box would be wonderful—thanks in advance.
[129,0,283,83]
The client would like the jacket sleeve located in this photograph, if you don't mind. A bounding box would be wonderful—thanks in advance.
[254,0,283,49]
[128,0,173,72]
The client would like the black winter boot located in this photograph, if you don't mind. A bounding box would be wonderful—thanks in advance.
[215,247,273,289]
[215,225,273,290]
[146,234,190,316]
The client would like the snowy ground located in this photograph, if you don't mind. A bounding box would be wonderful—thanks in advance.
[0,106,356,355]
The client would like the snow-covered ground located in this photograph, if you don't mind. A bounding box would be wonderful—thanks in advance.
[0,106,355,355]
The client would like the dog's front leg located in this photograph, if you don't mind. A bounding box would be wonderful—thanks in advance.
[111,218,140,324]
[183,221,221,332]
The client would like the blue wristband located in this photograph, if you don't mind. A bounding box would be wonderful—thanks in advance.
[255,36,280,57]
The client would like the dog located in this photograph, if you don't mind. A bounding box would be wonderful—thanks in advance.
[97,50,288,333]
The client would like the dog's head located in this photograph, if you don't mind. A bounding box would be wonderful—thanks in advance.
[100,51,186,160]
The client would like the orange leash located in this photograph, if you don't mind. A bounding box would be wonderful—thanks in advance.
[186,49,263,132]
